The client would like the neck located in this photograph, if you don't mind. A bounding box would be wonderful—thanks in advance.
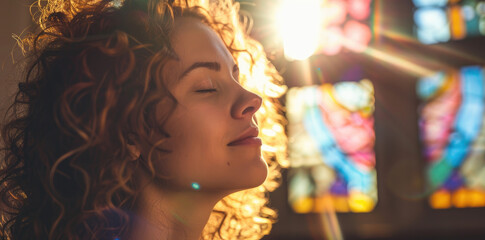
[128,180,225,240]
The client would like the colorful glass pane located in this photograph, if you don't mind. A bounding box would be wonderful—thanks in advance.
[413,0,448,7]
[418,66,485,209]
[287,79,377,213]
[414,8,451,44]
[413,0,485,44]
[316,0,373,56]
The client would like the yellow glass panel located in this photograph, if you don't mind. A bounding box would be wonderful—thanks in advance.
[451,188,468,208]
[467,189,485,207]
[430,189,451,209]
[292,197,314,213]
[348,191,374,212]
[332,195,350,212]
[449,6,466,39]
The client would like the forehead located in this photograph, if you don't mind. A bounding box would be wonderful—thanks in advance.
[170,18,234,69]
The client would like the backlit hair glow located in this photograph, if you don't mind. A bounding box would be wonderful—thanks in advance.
[0,0,288,239]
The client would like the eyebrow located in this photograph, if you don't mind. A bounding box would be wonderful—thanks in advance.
[179,61,221,80]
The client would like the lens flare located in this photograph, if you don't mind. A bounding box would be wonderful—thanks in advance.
[276,0,322,60]
[320,27,344,56]
[191,182,201,190]
[322,0,347,25]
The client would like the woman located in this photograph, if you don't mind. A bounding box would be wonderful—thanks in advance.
[0,0,287,239]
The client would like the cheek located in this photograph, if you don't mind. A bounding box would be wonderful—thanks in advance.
[176,106,225,138]
[166,105,229,161]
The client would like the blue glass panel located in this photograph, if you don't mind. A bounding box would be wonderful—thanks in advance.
[413,0,448,7]
[414,8,450,44]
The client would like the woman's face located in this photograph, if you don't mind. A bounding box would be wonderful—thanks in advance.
[153,17,267,192]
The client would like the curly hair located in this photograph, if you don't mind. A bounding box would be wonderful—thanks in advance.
[0,0,288,239]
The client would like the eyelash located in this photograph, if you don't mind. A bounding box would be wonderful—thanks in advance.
[195,88,217,93]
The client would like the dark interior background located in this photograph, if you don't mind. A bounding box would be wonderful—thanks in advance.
[0,0,30,117]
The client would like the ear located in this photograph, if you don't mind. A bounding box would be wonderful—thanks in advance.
[127,143,141,161]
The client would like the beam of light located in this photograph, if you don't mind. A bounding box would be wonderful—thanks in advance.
[381,30,485,66]
[319,28,436,77]
[372,0,382,43]
[297,59,314,86]
[362,47,436,77]
[276,0,322,61]
[285,58,314,86]
[319,196,344,240]
[319,22,372,54]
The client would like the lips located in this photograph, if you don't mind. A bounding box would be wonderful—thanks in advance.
[227,127,262,146]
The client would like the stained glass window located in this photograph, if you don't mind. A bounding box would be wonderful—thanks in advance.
[318,0,374,55]
[286,79,377,213]
[413,0,485,44]
[417,66,485,209]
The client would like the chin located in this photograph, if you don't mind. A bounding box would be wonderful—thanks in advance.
[212,157,269,193]
[224,161,268,193]
[246,158,269,188]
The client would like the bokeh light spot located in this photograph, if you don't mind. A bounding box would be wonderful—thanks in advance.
[191,182,201,190]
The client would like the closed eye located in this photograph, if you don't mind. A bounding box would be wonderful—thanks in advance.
[233,64,239,82]
[196,89,217,93]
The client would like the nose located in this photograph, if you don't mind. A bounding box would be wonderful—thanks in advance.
[231,87,262,119]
